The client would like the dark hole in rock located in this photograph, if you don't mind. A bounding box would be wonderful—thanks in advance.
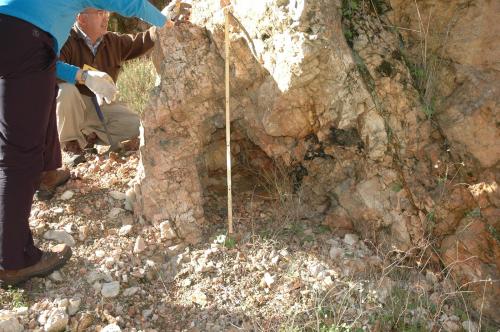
[329,127,365,150]
[377,60,394,77]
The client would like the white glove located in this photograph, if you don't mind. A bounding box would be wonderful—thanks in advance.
[162,1,192,22]
[83,70,117,104]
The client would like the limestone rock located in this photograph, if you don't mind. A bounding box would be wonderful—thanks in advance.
[59,190,74,201]
[136,0,499,322]
[44,308,68,332]
[43,230,76,247]
[101,324,122,332]
[118,225,133,237]
[101,281,120,298]
[133,236,146,253]
[0,312,23,332]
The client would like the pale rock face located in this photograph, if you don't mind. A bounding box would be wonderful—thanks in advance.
[136,0,499,322]
[138,0,404,247]
[389,0,500,168]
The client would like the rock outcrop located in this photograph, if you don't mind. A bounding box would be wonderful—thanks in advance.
[133,0,499,322]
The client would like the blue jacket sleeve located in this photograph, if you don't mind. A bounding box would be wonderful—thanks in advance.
[84,0,166,27]
[56,61,80,83]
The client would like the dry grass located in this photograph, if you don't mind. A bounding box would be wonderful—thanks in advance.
[116,57,157,115]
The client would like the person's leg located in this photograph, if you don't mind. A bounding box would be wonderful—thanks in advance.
[56,83,88,151]
[35,89,71,201]
[0,14,71,274]
[81,98,140,146]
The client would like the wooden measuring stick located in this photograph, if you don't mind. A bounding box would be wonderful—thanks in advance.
[224,2,234,234]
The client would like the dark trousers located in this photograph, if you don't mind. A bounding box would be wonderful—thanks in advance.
[0,14,62,270]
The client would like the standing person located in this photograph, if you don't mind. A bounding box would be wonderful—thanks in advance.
[0,0,190,286]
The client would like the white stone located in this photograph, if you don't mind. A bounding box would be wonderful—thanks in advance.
[343,233,359,246]
[323,276,334,286]
[109,191,126,200]
[101,281,120,298]
[48,270,64,282]
[462,321,479,332]
[133,236,146,253]
[37,310,48,326]
[0,313,23,332]
[14,307,28,316]
[122,287,140,297]
[68,298,81,316]
[43,230,76,247]
[159,221,176,240]
[59,190,74,201]
[101,323,122,332]
[86,270,107,284]
[108,208,124,219]
[263,272,275,287]
[63,223,73,234]
[95,250,106,258]
[308,264,325,278]
[52,207,64,214]
[329,247,344,260]
[118,225,133,236]
[56,299,69,311]
[190,290,207,306]
[44,308,68,332]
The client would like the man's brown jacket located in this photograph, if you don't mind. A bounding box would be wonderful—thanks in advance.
[59,26,156,96]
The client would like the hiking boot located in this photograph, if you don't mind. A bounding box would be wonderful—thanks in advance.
[0,244,72,287]
[83,132,98,149]
[63,140,83,154]
[121,137,140,151]
[35,168,71,201]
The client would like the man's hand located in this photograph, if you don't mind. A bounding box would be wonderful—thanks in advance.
[83,70,117,104]
[162,1,192,24]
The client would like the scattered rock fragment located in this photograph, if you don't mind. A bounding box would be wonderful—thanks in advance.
[44,308,68,332]
[43,230,76,247]
[0,312,23,332]
[343,233,359,246]
[133,236,146,253]
[101,323,122,332]
[118,225,133,236]
[59,190,74,201]
[101,281,120,298]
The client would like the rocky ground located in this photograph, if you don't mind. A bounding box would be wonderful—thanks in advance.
[0,150,494,332]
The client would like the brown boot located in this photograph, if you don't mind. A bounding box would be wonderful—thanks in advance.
[62,140,83,154]
[35,168,71,201]
[121,137,140,151]
[83,132,98,149]
[0,244,72,287]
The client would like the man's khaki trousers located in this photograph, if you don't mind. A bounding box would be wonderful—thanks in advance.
[57,83,140,149]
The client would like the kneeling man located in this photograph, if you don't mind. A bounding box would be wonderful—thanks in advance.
[57,8,156,156]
